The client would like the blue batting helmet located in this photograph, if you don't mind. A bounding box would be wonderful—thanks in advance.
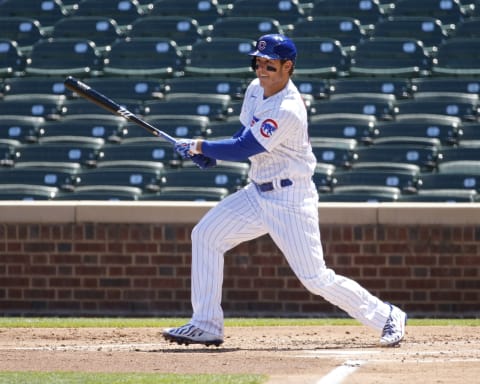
[249,34,297,63]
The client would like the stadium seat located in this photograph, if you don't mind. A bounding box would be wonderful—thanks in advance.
[438,160,480,174]
[26,38,105,77]
[308,114,377,144]
[330,77,413,99]
[312,162,336,193]
[376,114,461,146]
[81,77,164,102]
[398,189,476,202]
[150,0,224,27]
[291,37,351,77]
[0,39,27,76]
[63,98,142,117]
[454,18,480,38]
[15,142,101,168]
[0,139,21,167]
[98,140,180,168]
[432,38,480,76]
[210,17,284,40]
[372,17,448,51]
[227,0,305,27]
[52,16,124,50]
[54,185,142,200]
[162,161,250,192]
[457,122,480,146]
[349,37,433,77]
[144,93,233,121]
[355,144,440,171]
[38,115,125,143]
[74,0,147,27]
[207,120,242,139]
[0,94,66,120]
[411,77,480,95]
[333,167,420,193]
[291,17,367,52]
[318,185,401,202]
[124,115,210,140]
[103,37,185,77]
[310,0,386,27]
[0,0,70,28]
[0,165,79,191]
[396,93,479,122]
[417,172,480,192]
[0,184,58,200]
[163,77,246,99]
[184,37,255,76]
[311,93,397,121]
[0,116,44,143]
[128,16,204,51]
[294,78,332,100]
[440,146,480,163]
[2,77,74,98]
[391,0,469,26]
[139,186,230,201]
[0,17,46,53]
[76,167,164,192]
[310,138,358,168]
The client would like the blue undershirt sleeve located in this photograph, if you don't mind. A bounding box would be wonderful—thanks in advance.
[201,129,266,161]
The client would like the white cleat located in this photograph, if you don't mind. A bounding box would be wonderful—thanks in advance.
[162,323,223,347]
[380,304,407,347]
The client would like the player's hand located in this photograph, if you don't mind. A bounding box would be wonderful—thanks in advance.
[174,139,198,159]
[191,154,217,169]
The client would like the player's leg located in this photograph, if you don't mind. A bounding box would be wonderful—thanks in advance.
[189,184,267,337]
[263,183,393,331]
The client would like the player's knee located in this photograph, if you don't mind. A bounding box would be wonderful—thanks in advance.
[298,268,335,294]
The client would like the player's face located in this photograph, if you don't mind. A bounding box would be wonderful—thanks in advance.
[254,57,292,97]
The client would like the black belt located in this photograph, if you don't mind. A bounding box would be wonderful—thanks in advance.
[256,178,293,192]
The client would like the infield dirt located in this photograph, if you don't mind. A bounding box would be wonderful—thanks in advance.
[0,325,478,383]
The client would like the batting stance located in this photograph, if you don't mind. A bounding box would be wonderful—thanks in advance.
[163,34,407,347]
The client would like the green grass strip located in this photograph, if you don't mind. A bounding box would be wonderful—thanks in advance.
[0,372,267,384]
[0,317,478,328]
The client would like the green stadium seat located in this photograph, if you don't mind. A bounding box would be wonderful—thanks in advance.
[318,185,401,202]
[0,0,70,28]
[308,114,377,144]
[0,39,26,76]
[0,94,66,120]
[26,38,104,77]
[349,37,433,77]
[0,17,46,53]
[0,116,44,143]
[292,37,351,77]
[52,16,124,50]
[432,38,480,76]
[150,0,223,27]
[310,0,386,27]
[227,0,305,27]
[291,17,367,52]
[103,37,185,77]
[54,185,142,200]
[330,77,413,99]
[128,16,204,52]
[210,17,284,40]
[184,37,255,77]
[0,184,58,200]
[74,0,147,27]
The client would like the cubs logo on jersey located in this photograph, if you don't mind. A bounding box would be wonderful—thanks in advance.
[260,119,278,138]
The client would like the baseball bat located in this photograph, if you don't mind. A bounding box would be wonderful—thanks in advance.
[64,76,177,144]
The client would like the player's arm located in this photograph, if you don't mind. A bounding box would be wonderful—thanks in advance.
[175,129,266,162]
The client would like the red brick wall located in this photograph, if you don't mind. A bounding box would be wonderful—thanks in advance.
[0,222,478,317]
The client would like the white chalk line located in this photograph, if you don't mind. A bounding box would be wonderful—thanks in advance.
[316,360,365,384]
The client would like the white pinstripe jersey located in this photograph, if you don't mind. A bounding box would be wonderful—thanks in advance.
[239,78,316,183]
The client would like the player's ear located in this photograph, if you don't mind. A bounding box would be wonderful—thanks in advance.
[283,60,293,74]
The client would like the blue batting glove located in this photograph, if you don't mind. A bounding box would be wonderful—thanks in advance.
[191,154,217,169]
[174,139,197,159]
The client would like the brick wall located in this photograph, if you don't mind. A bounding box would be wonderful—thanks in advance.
[0,203,478,318]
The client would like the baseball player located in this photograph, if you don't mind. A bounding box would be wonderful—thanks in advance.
[163,34,407,347]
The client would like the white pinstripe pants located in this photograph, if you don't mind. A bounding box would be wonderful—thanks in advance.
[190,180,391,337]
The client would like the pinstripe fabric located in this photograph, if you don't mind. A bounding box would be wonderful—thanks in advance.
[188,77,391,338]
